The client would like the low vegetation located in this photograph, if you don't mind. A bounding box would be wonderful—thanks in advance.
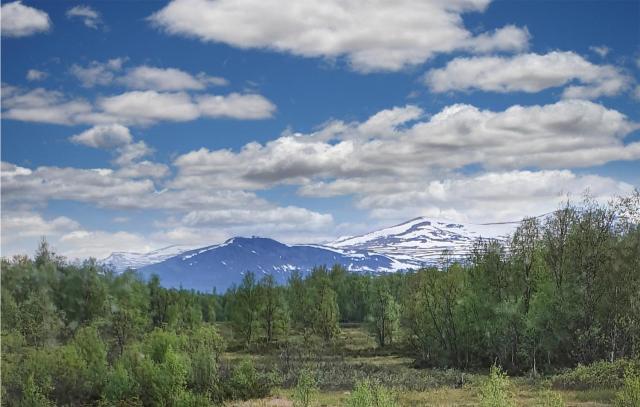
[1,193,638,405]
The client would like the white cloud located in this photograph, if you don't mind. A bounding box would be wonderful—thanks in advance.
[1,212,79,246]
[2,84,276,126]
[153,205,336,246]
[66,5,102,29]
[462,25,530,53]
[98,91,201,124]
[589,45,610,58]
[70,58,125,87]
[197,93,276,119]
[357,170,635,223]
[180,206,332,229]
[70,124,133,148]
[424,51,630,99]
[149,0,529,72]
[0,210,158,259]
[171,100,639,196]
[68,125,169,178]
[119,66,227,91]
[1,85,93,125]
[1,162,157,209]
[26,69,47,81]
[1,1,50,37]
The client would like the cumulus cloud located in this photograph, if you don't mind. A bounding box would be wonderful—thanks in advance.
[1,162,157,209]
[119,66,228,91]
[171,100,639,196]
[1,1,51,37]
[0,210,158,259]
[149,0,529,72]
[70,58,125,87]
[26,69,47,81]
[161,99,640,226]
[1,211,79,245]
[70,58,125,88]
[355,170,635,223]
[1,85,93,125]
[98,91,201,124]
[424,51,630,99]
[66,5,103,29]
[180,207,332,228]
[70,124,133,148]
[196,93,277,119]
[1,84,276,125]
[68,124,169,178]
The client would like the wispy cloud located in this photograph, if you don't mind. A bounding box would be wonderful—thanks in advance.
[66,5,103,29]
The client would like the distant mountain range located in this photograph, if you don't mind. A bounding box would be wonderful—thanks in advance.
[100,217,518,291]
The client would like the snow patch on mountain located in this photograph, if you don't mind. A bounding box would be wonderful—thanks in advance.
[330,217,517,265]
[101,244,196,272]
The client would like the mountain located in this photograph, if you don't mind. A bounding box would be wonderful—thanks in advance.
[101,245,195,273]
[330,217,517,266]
[100,216,519,291]
[137,237,408,291]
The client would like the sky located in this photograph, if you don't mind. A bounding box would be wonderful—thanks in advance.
[1,0,639,259]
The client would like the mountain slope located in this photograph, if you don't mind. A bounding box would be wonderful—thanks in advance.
[101,217,519,291]
[101,245,195,272]
[330,217,516,265]
[137,237,408,291]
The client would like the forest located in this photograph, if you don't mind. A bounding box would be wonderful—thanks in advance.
[2,193,639,406]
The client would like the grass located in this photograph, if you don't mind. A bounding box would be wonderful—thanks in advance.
[219,323,619,406]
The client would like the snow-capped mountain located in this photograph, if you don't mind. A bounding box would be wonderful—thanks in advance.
[101,245,196,272]
[100,216,520,290]
[137,237,408,291]
[329,217,517,266]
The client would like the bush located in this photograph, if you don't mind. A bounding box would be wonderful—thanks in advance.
[20,374,54,407]
[185,325,224,395]
[553,359,640,390]
[293,369,318,407]
[175,390,212,407]
[347,378,398,407]
[614,369,640,407]
[479,365,515,407]
[225,358,274,400]
[102,362,139,405]
[536,389,565,407]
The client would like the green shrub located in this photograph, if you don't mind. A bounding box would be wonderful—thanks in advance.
[479,365,515,407]
[614,369,640,407]
[536,389,565,407]
[175,390,212,407]
[20,374,54,407]
[226,357,274,400]
[293,369,318,407]
[347,378,398,407]
[552,359,640,390]
[102,362,139,404]
[186,325,224,394]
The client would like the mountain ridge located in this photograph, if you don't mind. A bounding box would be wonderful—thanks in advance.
[100,216,521,290]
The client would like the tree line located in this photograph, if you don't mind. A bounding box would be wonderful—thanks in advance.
[1,192,638,405]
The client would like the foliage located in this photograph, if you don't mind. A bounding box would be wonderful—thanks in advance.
[614,369,640,407]
[552,359,640,390]
[225,357,275,400]
[292,369,318,407]
[479,365,515,407]
[535,389,565,407]
[0,192,638,405]
[347,378,399,407]
[368,278,400,348]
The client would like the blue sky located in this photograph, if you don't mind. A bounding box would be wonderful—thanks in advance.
[1,0,639,259]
